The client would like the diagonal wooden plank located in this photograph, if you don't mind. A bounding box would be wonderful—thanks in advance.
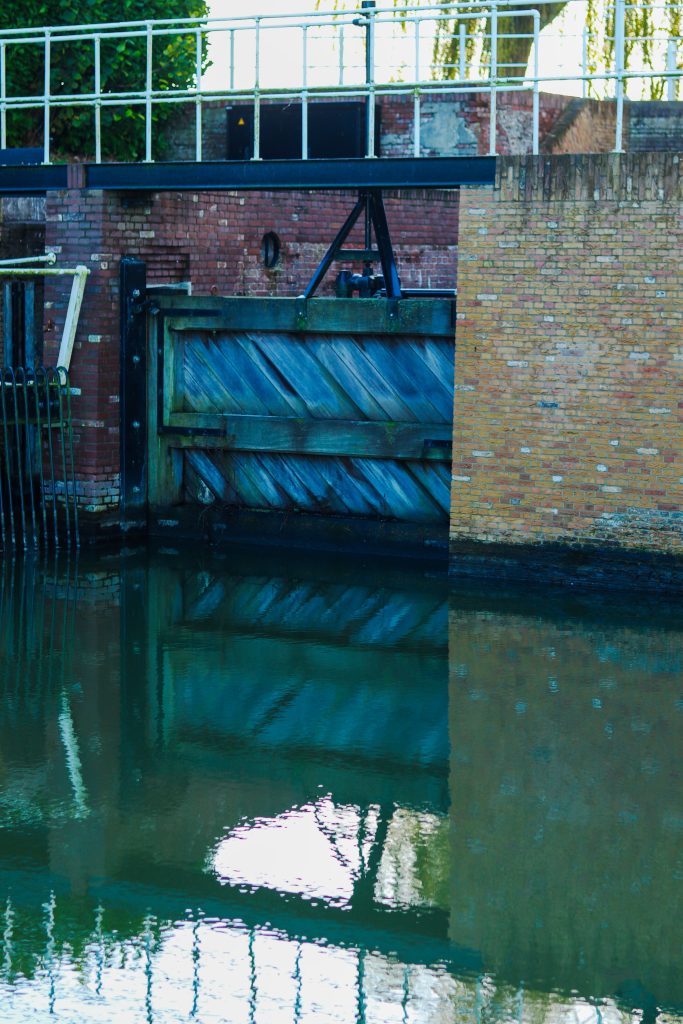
[307,334,419,423]
[251,334,366,420]
[183,336,273,416]
[357,337,452,423]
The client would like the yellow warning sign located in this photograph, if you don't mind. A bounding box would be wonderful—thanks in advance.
[237,117,245,126]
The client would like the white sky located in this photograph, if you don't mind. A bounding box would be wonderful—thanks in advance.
[203,0,589,96]
[201,0,675,99]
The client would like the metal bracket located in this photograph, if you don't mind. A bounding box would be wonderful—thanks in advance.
[295,295,308,325]
[303,188,402,301]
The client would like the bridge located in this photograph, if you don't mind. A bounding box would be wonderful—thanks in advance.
[0,0,680,195]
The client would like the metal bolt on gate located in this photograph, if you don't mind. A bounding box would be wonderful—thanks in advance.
[0,366,79,551]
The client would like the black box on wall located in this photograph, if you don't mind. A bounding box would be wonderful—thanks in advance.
[226,102,381,160]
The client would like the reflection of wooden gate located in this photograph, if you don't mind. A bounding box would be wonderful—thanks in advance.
[147,295,455,545]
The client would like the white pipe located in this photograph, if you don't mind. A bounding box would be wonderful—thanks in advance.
[0,266,87,275]
[414,17,421,81]
[414,18,421,156]
[582,24,588,98]
[614,0,626,152]
[459,22,467,80]
[253,17,260,160]
[195,29,202,161]
[43,30,51,164]
[94,36,102,164]
[229,28,235,90]
[414,92,421,156]
[532,10,539,154]
[667,38,677,100]
[0,263,90,372]
[57,266,89,371]
[0,252,57,266]
[145,22,153,161]
[302,26,308,159]
[0,43,6,149]
[489,7,497,156]
[366,4,376,158]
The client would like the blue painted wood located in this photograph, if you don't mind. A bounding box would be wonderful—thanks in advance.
[185,450,451,523]
[166,307,455,526]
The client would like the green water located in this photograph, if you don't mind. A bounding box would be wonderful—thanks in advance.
[0,549,681,1023]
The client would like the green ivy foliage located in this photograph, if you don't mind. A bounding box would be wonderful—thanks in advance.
[0,0,209,161]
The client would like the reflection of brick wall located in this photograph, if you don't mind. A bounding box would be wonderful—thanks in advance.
[448,600,683,1001]
[451,152,683,566]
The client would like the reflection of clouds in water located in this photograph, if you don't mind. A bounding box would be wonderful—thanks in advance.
[211,797,449,913]
[212,798,379,907]
[1,914,674,1024]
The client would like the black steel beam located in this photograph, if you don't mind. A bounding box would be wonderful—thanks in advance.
[0,163,68,193]
[85,156,494,192]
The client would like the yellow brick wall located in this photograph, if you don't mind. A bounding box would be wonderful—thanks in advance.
[451,153,683,556]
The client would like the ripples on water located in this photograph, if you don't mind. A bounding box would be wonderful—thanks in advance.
[0,550,680,1023]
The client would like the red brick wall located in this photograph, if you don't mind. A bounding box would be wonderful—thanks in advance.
[542,98,622,155]
[380,91,571,158]
[171,91,574,161]
[451,153,683,565]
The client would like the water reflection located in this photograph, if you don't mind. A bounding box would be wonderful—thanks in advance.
[0,553,680,1023]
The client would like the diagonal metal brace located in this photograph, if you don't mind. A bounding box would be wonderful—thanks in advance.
[303,195,366,300]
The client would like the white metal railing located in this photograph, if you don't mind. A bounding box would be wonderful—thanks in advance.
[0,0,680,163]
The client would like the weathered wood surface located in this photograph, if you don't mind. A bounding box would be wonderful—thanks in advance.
[161,295,456,336]
[177,332,454,423]
[184,449,451,522]
[166,413,452,460]
[155,299,455,524]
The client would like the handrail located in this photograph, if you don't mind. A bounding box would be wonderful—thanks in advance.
[0,0,680,161]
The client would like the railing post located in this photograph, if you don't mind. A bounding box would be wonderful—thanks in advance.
[581,24,588,99]
[145,22,153,162]
[302,25,308,160]
[532,10,540,154]
[614,0,625,152]
[338,23,345,87]
[253,17,261,160]
[94,36,102,164]
[229,29,235,91]
[666,38,677,101]
[0,43,6,150]
[414,19,421,157]
[363,0,376,158]
[459,22,467,80]
[489,6,497,156]
[43,30,51,165]
[195,29,202,161]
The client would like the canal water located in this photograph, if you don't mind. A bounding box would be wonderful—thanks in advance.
[0,549,680,1023]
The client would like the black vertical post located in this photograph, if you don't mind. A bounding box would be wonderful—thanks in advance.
[120,256,148,524]
[370,191,401,299]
